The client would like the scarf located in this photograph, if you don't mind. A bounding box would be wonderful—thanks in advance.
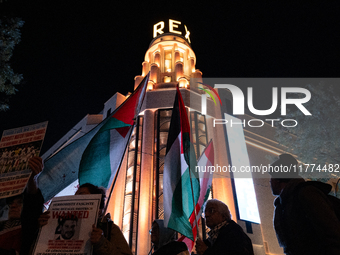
[207,220,229,245]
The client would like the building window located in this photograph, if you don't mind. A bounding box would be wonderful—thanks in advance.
[122,116,143,255]
[164,50,172,72]
[154,109,172,220]
[179,51,184,63]
[190,111,213,244]
[190,111,208,158]
[153,109,210,215]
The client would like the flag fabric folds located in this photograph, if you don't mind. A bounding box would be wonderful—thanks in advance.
[178,140,214,252]
[38,74,149,202]
[163,86,200,241]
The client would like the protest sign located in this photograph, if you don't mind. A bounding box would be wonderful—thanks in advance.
[0,121,48,199]
[33,194,101,255]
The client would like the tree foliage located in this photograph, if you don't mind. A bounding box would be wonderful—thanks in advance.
[0,16,24,111]
[275,83,340,180]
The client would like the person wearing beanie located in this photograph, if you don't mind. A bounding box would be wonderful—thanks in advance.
[270,154,340,255]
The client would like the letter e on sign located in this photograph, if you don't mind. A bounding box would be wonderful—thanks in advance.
[169,19,182,35]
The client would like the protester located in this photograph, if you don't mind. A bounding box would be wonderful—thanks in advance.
[195,199,254,255]
[75,183,132,255]
[0,156,43,255]
[37,181,132,255]
[269,153,340,255]
[20,156,45,255]
[0,194,23,255]
[150,219,188,255]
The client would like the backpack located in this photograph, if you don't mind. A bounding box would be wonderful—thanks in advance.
[296,181,340,221]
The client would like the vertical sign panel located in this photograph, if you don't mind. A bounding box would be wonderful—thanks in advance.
[224,113,260,223]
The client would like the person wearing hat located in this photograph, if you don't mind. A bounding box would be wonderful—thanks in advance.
[269,154,340,255]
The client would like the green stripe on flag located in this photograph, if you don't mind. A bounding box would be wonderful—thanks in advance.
[100,117,131,133]
[163,86,200,241]
[168,167,199,239]
[79,117,131,187]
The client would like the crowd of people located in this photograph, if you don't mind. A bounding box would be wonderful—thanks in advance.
[1,153,340,255]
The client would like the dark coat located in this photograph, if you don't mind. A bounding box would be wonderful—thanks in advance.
[20,189,44,255]
[274,179,340,255]
[152,219,188,255]
[0,219,22,255]
[152,241,188,255]
[92,219,132,255]
[203,220,254,255]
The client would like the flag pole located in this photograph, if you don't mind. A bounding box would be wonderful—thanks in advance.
[103,73,149,217]
[188,162,200,240]
[102,122,135,217]
[178,84,200,240]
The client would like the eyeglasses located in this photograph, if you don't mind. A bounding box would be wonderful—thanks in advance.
[202,207,216,218]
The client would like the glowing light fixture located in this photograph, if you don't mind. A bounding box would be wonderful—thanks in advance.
[147,81,154,91]
[178,77,188,88]
[164,76,171,83]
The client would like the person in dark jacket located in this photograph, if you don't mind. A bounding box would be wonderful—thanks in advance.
[75,183,132,255]
[37,183,132,255]
[20,156,45,255]
[195,199,254,255]
[270,153,340,255]
[150,219,188,255]
[0,156,44,255]
[25,157,132,255]
[0,194,24,255]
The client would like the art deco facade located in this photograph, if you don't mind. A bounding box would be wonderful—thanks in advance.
[43,24,287,255]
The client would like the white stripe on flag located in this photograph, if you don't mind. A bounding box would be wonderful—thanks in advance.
[107,128,132,188]
[163,133,181,226]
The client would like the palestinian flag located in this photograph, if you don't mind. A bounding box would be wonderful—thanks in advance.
[179,140,214,252]
[163,86,200,240]
[38,73,149,201]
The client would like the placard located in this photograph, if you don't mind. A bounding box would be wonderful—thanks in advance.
[33,194,101,255]
[0,121,48,198]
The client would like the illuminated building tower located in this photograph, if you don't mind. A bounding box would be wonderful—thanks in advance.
[43,20,287,255]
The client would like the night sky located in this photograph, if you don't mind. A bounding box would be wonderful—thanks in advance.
[1,1,339,154]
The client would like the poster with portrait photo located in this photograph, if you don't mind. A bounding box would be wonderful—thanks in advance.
[33,194,101,255]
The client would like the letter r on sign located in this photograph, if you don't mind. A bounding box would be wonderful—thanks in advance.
[153,21,164,38]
